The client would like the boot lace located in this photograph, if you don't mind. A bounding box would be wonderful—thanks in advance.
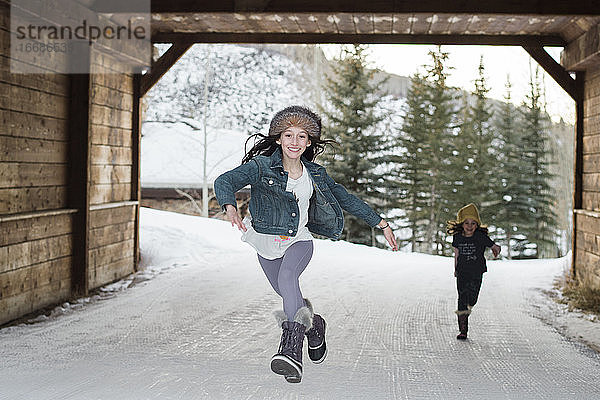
[279,322,304,360]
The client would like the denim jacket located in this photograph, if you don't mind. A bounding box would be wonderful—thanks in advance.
[214,148,382,240]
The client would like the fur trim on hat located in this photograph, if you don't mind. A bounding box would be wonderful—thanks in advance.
[268,106,321,139]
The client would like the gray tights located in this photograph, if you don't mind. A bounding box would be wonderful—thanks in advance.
[257,240,314,321]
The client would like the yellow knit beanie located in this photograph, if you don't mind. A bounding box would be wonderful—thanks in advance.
[456,203,481,225]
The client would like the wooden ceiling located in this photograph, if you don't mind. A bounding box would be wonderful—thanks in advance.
[136,0,599,100]
[141,1,600,45]
[151,13,600,45]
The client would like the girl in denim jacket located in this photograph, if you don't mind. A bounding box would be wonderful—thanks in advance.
[215,106,397,383]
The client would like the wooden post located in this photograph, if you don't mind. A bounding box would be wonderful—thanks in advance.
[68,44,92,296]
[573,72,585,211]
[132,74,142,270]
[571,71,585,279]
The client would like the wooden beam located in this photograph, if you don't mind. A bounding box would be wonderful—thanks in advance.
[522,43,577,100]
[67,44,92,297]
[572,71,585,279]
[132,74,142,270]
[152,32,566,47]
[140,42,193,96]
[562,22,600,71]
[90,0,149,12]
[150,0,600,15]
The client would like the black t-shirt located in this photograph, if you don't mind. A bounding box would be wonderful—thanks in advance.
[452,230,495,276]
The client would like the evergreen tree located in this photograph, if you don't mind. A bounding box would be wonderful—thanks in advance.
[320,45,388,246]
[494,76,531,259]
[422,47,460,255]
[452,91,475,209]
[393,72,431,252]
[453,57,495,211]
[469,57,495,208]
[396,46,458,255]
[519,67,558,257]
[449,56,498,248]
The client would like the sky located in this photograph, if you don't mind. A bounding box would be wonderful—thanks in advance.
[320,44,575,125]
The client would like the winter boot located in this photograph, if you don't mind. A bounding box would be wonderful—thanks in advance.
[271,306,312,383]
[456,310,469,340]
[303,299,327,363]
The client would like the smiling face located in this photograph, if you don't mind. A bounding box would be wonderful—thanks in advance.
[462,218,478,237]
[277,126,311,161]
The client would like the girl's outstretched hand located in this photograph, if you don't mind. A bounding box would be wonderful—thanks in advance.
[491,244,501,258]
[225,204,247,232]
[381,225,398,251]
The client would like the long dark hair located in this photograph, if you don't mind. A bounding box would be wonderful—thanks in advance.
[241,133,336,164]
[446,221,488,235]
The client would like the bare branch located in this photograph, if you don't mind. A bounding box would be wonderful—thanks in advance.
[175,189,204,215]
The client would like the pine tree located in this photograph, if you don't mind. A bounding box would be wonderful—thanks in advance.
[422,47,460,255]
[494,76,532,259]
[519,67,558,258]
[393,72,432,252]
[452,91,475,209]
[450,56,497,245]
[396,46,458,255]
[469,57,495,207]
[320,45,388,246]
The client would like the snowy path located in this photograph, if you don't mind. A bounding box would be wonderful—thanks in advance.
[1,208,599,400]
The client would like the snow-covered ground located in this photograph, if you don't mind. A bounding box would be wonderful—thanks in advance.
[1,208,599,399]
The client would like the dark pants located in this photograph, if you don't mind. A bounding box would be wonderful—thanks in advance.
[456,273,483,312]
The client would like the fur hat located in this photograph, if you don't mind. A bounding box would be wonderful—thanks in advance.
[456,203,481,225]
[268,106,321,139]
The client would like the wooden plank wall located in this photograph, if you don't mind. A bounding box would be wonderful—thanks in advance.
[0,0,138,324]
[575,64,600,288]
[88,50,136,290]
[0,0,73,323]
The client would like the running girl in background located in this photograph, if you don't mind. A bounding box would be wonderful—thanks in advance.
[447,203,500,340]
[214,106,397,383]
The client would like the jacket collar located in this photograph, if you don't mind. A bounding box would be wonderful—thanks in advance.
[269,147,284,170]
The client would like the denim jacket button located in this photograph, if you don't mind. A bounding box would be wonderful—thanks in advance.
[288,229,293,234]
[291,212,296,217]
[268,179,273,184]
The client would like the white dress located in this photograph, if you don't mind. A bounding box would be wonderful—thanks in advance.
[241,163,314,260]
